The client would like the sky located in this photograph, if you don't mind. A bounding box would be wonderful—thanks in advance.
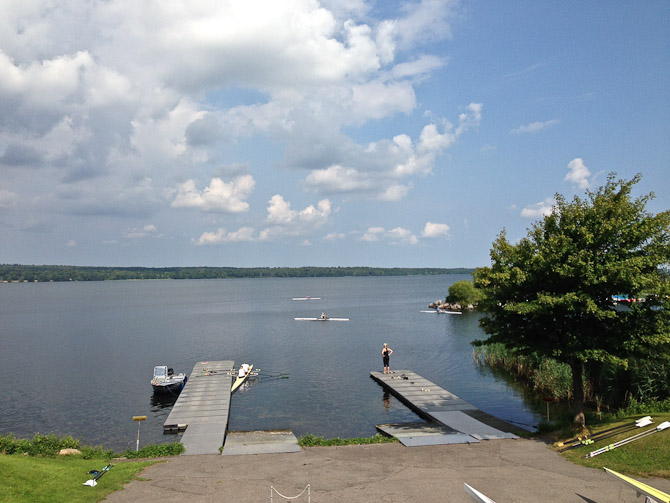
[0,1,668,268]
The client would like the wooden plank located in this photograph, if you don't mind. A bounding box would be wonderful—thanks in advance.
[370,370,518,442]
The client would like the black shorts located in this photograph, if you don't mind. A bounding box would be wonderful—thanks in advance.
[383,356,390,366]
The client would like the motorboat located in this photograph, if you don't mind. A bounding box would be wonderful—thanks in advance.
[151,365,187,394]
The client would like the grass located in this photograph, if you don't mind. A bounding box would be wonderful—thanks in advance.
[0,456,155,503]
[553,413,670,478]
[299,433,398,447]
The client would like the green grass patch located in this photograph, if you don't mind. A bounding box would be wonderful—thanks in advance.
[298,433,398,447]
[555,413,670,478]
[0,456,154,503]
[119,442,184,458]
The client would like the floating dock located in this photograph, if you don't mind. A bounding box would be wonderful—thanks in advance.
[164,360,234,455]
[370,370,518,446]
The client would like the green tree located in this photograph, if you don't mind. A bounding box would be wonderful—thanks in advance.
[474,174,670,427]
[447,280,481,306]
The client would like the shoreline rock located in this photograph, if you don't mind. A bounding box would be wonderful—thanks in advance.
[428,300,475,311]
[59,448,82,456]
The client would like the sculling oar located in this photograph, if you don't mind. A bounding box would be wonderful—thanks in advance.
[257,373,290,383]
[559,417,653,451]
[585,421,670,458]
[558,416,651,448]
[83,463,113,487]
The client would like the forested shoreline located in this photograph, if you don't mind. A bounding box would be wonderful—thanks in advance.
[0,264,472,283]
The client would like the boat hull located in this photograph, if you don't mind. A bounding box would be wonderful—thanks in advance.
[232,364,254,393]
[294,317,349,321]
[151,375,187,394]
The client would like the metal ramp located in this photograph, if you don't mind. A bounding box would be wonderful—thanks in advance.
[370,370,518,444]
[376,422,478,447]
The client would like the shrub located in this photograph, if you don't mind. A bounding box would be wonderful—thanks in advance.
[0,433,183,458]
[121,442,185,458]
[446,280,481,306]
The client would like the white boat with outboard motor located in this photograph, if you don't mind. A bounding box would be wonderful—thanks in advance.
[151,366,188,394]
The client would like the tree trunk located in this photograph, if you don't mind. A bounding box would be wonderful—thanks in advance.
[571,360,586,428]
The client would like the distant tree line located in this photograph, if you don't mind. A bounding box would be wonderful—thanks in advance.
[0,264,474,283]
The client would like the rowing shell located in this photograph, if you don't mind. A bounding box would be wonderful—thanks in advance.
[292,297,321,300]
[604,468,670,503]
[420,310,462,315]
[464,483,497,503]
[294,317,349,321]
[231,364,253,393]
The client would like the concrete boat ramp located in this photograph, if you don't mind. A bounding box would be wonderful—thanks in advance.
[163,360,300,455]
[371,370,519,446]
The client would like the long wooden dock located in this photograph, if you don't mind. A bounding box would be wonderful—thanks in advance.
[370,370,518,445]
[164,360,234,455]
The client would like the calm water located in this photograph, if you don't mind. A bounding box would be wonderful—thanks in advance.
[0,275,541,451]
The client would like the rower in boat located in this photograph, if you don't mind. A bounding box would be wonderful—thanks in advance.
[320,312,327,320]
[232,363,253,393]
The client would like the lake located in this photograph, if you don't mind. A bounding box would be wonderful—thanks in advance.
[0,275,541,451]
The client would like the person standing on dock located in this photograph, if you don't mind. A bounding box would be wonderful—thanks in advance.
[382,343,393,374]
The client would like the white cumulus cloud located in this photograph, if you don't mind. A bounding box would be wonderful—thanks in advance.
[324,232,346,241]
[422,222,450,238]
[260,195,332,240]
[194,226,256,245]
[171,175,255,213]
[303,103,482,200]
[564,157,592,189]
[521,197,556,219]
[360,226,418,245]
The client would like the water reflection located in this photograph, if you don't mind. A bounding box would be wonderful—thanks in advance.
[383,391,390,410]
[150,394,178,411]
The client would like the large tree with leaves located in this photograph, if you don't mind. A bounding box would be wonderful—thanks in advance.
[474,174,670,427]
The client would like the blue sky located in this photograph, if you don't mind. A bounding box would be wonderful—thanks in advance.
[1,0,668,268]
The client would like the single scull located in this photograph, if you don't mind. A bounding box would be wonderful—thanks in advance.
[231,364,253,393]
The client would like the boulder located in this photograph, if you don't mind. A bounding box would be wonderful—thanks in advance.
[59,448,82,456]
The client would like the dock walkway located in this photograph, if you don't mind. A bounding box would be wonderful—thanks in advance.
[164,360,234,455]
[370,370,518,445]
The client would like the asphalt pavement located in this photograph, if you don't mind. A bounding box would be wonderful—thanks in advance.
[104,438,670,502]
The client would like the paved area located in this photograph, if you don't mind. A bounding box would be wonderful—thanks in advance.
[104,439,670,502]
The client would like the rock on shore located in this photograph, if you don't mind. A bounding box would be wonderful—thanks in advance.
[428,300,474,311]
